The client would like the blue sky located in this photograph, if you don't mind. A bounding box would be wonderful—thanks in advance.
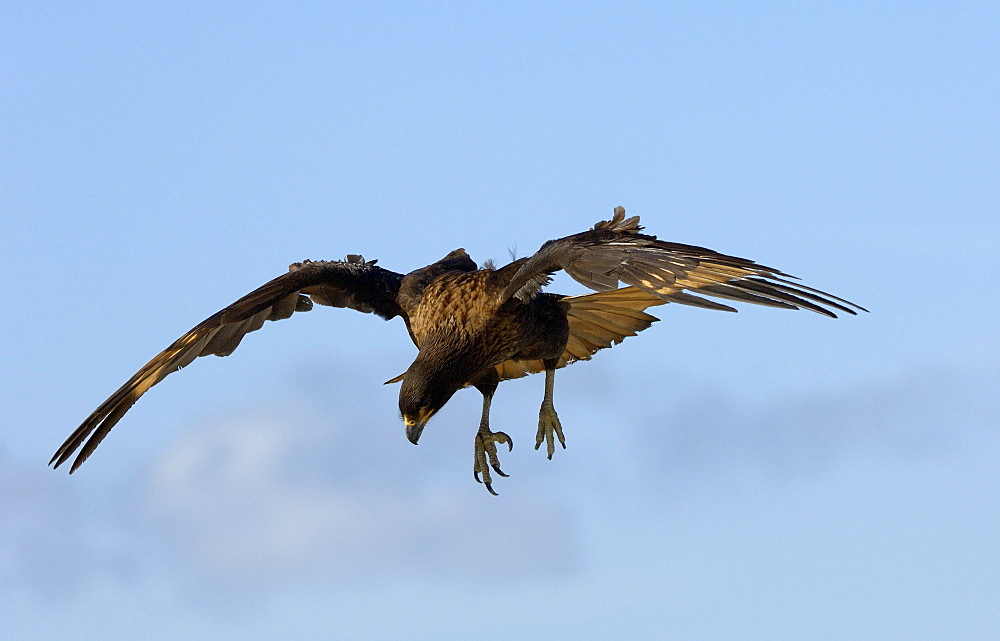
[2,2,999,639]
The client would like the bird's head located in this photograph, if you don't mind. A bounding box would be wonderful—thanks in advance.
[398,359,463,445]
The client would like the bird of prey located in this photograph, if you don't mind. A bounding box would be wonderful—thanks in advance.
[51,207,865,494]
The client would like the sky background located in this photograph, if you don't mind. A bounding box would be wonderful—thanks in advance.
[2,2,999,639]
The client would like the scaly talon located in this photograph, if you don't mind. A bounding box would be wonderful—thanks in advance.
[474,428,513,495]
[535,402,565,459]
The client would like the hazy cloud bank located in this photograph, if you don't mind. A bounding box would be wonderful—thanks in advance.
[4,353,996,616]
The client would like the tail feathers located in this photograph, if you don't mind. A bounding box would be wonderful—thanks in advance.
[495,287,666,381]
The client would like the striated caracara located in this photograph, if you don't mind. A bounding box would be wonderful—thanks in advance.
[51,207,865,494]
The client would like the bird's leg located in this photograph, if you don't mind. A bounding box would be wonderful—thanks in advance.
[535,360,566,459]
[472,373,512,495]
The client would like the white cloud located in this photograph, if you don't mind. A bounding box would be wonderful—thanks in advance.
[141,409,582,587]
[147,418,375,573]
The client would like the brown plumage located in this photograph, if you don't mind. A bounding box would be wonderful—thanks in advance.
[51,207,865,493]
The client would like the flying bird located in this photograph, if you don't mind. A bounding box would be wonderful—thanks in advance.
[51,207,865,493]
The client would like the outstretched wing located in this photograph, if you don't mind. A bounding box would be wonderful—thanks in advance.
[51,256,404,473]
[499,207,867,318]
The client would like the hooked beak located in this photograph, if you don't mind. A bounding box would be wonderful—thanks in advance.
[404,409,435,445]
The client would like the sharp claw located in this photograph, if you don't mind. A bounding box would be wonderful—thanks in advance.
[536,407,566,460]
[474,427,511,495]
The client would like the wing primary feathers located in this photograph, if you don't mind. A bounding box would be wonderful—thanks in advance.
[658,291,739,312]
[758,276,869,314]
[499,206,865,318]
[697,282,829,315]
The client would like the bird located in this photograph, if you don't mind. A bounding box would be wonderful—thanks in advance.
[51,207,866,494]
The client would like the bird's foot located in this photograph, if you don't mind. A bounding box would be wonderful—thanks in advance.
[534,402,565,459]
[474,427,513,495]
